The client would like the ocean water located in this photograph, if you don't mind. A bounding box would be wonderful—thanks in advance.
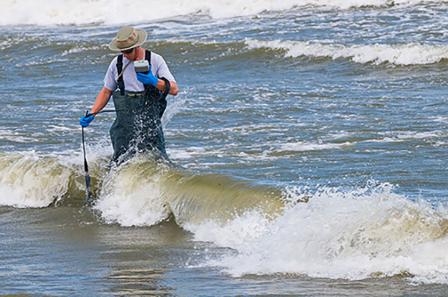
[1,0,448,296]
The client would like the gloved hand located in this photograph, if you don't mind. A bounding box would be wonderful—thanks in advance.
[80,114,95,127]
[136,71,159,87]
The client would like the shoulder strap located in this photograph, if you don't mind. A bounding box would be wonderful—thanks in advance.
[116,54,125,95]
[145,50,151,67]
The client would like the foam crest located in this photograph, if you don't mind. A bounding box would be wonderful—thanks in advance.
[189,184,448,284]
[246,39,448,65]
[0,0,444,25]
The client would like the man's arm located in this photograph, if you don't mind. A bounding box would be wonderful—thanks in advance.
[154,54,179,96]
[90,87,113,115]
[156,79,179,96]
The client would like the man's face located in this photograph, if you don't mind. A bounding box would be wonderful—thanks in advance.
[121,47,137,60]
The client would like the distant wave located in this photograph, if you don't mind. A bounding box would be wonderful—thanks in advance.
[0,0,447,25]
[246,39,448,65]
[2,33,447,67]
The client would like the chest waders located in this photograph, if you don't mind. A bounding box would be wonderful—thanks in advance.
[110,50,171,164]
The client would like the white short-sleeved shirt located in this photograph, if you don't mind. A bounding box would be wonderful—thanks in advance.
[103,51,176,92]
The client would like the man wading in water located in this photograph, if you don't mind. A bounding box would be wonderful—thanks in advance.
[79,26,179,164]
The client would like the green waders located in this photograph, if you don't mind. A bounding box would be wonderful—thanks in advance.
[110,50,170,164]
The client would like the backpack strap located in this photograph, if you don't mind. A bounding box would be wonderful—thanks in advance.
[116,54,125,95]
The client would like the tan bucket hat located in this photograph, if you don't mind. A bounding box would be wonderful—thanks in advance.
[109,26,147,51]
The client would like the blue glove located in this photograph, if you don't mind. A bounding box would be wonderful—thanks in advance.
[80,114,95,127]
[136,71,159,87]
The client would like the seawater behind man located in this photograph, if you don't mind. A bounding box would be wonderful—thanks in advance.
[80,26,179,164]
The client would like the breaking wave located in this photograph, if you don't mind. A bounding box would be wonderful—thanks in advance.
[0,152,82,207]
[0,0,447,26]
[1,152,448,284]
[93,155,284,226]
[188,184,448,285]
[0,152,284,224]
[245,39,448,66]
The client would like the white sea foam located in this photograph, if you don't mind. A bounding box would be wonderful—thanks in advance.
[0,129,39,143]
[431,116,448,123]
[277,141,351,152]
[187,184,448,284]
[168,147,207,160]
[0,0,445,26]
[168,145,218,160]
[246,39,448,65]
[369,131,444,143]
[46,125,79,132]
[171,140,350,162]
[61,46,103,56]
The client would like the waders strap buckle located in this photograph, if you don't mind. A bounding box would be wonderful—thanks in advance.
[126,91,145,97]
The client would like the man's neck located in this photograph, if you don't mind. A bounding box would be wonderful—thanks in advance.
[134,47,145,61]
